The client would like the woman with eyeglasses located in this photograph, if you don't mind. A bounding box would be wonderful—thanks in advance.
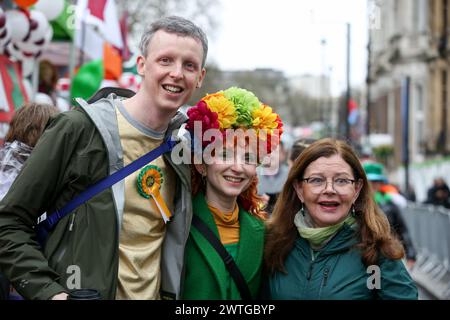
[263,138,417,299]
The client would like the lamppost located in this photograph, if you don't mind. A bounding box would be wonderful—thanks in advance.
[320,38,327,127]
[345,22,351,141]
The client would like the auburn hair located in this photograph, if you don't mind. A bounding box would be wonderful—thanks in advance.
[264,138,404,274]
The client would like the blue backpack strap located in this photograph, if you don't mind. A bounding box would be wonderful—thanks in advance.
[39,137,178,232]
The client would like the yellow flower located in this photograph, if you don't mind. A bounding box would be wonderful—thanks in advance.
[252,104,278,134]
[205,94,237,129]
[203,92,225,102]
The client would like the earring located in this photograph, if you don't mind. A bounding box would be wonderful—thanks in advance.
[351,204,356,217]
[301,202,305,217]
[201,172,206,185]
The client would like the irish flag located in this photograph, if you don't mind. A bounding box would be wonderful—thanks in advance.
[75,0,123,60]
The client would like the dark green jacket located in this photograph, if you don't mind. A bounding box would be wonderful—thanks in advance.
[0,95,193,300]
[266,224,418,300]
[182,193,264,299]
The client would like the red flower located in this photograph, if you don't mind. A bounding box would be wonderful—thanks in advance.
[186,101,220,131]
[186,101,220,147]
[274,114,283,134]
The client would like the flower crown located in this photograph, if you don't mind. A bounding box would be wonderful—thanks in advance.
[186,87,283,155]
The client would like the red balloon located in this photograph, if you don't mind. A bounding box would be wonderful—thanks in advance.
[14,0,38,8]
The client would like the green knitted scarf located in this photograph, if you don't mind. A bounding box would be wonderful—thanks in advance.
[294,211,355,248]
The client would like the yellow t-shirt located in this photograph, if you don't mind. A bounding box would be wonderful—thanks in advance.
[115,103,176,300]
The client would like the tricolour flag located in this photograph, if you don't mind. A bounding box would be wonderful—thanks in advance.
[75,0,123,60]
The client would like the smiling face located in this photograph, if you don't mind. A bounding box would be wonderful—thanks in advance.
[137,30,206,114]
[293,154,362,227]
[196,147,257,208]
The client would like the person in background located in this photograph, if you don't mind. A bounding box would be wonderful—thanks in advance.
[182,87,283,299]
[0,102,59,300]
[0,102,59,201]
[0,16,207,300]
[257,141,289,214]
[34,60,70,112]
[288,138,316,169]
[363,162,417,269]
[424,177,450,209]
[264,138,417,299]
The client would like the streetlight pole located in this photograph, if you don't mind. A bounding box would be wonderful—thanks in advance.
[366,29,372,137]
[320,38,327,126]
[345,23,351,140]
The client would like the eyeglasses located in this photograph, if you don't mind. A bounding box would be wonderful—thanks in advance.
[301,176,358,195]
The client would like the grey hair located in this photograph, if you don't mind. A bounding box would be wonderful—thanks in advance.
[139,16,208,68]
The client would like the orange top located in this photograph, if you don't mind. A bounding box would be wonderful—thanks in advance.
[208,204,240,245]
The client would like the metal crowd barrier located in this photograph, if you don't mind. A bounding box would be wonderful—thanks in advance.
[401,203,450,299]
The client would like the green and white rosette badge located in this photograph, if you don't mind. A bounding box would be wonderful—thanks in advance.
[137,165,172,223]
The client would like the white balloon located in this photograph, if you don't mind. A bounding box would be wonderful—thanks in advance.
[0,27,11,48]
[28,10,49,43]
[43,26,53,46]
[21,58,36,78]
[5,10,30,43]
[16,40,40,55]
[5,42,27,61]
[34,0,65,21]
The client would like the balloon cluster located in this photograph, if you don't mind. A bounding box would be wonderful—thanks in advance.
[0,0,65,75]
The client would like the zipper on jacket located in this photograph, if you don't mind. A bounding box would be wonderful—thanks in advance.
[69,213,76,231]
[306,263,314,280]
[318,267,330,299]
[307,247,316,280]
[321,267,329,287]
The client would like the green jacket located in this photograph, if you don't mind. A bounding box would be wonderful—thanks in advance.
[182,193,264,299]
[266,224,418,300]
[0,94,193,300]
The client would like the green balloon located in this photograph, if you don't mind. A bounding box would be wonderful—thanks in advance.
[70,59,104,101]
[49,0,74,41]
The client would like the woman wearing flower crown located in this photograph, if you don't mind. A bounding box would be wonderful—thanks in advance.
[181,87,283,299]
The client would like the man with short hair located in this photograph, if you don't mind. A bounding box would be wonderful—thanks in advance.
[0,16,207,300]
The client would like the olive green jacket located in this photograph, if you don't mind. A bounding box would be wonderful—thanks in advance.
[0,95,193,300]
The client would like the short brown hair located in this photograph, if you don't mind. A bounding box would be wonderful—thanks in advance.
[5,103,59,147]
[289,138,316,163]
[39,60,58,94]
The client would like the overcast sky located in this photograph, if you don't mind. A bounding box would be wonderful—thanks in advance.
[208,0,368,96]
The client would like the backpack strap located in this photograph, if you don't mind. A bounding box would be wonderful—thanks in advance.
[38,137,177,233]
[191,214,252,300]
